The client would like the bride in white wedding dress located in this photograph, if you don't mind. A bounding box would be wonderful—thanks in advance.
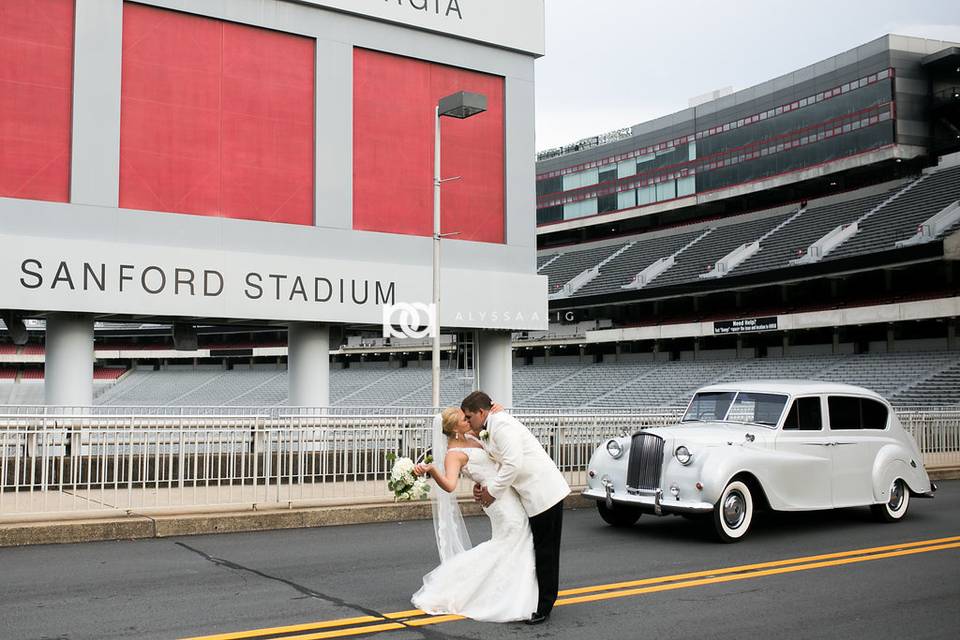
[411,407,538,622]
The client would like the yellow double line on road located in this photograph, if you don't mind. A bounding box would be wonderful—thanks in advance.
[181,535,960,640]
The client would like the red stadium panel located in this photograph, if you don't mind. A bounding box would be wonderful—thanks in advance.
[93,367,127,380]
[119,4,315,225]
[0,0,74,203]
[353,49,504,243]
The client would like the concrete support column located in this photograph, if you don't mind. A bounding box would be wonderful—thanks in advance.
[45,313,94,406]
[477,330,513,408]
[288,323,330,407]
[948,318,957,350]
[71,0,122,207]
[782,332,791,357]
[832,327,841,354]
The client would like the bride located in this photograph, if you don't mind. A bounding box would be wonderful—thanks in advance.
[410,407,538,622]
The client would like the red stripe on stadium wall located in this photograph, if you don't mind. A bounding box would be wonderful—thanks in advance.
[0,0,74,203]
[119,3,315,225]
[352,49,505,243]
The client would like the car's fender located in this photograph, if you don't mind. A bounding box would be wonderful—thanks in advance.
[696,446,775,506]
[872,443,932,500]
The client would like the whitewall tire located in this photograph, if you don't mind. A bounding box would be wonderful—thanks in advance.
[713,480,754,543]
[871,478,910,522]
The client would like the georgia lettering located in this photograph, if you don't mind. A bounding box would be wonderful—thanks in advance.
[386,0,463,20]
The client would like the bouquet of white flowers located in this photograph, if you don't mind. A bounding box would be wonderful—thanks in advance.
[386,453,431,502]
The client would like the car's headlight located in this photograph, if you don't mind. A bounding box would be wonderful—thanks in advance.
[675,445,693,465]
[606,439,624,459]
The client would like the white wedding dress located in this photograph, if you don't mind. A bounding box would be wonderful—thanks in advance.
[411,447,539,622]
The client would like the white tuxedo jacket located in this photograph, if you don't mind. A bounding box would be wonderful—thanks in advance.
[482,412,570,517]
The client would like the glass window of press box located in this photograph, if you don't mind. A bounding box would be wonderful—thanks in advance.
[536,71,895,225]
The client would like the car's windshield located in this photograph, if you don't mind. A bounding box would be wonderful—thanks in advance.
[682,392,735,422]
[682,391,788,428]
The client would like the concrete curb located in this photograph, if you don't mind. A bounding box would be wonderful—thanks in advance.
[0,494,596,548]
[927,466,960,482]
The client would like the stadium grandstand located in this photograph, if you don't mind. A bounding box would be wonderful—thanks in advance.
[2,33,960,409]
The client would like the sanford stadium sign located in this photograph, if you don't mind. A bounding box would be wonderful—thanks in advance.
[0,234,547,331]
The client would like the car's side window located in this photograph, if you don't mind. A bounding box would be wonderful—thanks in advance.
[861,398,889,430]
[828,396,861,430]
[782,397,823,431]
[827,396,889,430]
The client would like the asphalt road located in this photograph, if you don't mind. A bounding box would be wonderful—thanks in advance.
[1,482,958,640]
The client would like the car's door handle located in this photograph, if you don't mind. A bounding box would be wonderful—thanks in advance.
[833,441,856,446]
[804,442,832,446]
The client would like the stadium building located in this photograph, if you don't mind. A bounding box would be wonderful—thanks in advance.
[524,35,960,407]
[0,0,548,407]
[2,28,960,409]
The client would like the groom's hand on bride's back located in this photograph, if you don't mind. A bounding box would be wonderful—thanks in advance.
[473,483,496,507]
[490,402,505,414]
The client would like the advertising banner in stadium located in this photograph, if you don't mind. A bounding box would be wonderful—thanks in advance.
[713,317,779,335]
[0,234,547,330]
[301,0,545,55]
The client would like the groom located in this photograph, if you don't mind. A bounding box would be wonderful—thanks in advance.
[461,391,570,625]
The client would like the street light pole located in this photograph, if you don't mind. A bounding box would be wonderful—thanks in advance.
[432,91,488,410]
[432,106,442,409]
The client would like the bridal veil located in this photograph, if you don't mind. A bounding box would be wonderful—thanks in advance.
[429,414,473,562]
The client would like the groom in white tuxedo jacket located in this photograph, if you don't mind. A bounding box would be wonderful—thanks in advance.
[461,391,570,625]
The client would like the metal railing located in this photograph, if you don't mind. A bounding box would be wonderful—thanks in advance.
[0,406,955,519]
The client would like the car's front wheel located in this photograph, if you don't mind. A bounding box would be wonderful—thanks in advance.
[871,478,911,522]
[597,502,642,527]
[713,479,754,543]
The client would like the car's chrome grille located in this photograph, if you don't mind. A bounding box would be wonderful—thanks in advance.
[626,432,664,491]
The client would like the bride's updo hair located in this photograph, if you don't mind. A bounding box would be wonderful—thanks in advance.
[440,407,463,438]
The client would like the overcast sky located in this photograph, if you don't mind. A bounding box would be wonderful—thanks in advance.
[534,0,960,152]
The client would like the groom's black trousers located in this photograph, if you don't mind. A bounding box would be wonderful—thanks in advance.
[528,500,564,616]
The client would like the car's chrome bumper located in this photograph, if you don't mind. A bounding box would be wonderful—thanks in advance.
[582,487,713,515]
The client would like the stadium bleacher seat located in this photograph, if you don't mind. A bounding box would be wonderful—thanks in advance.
[538,168,960,299]
[3,351,958,408]
[826,165,960,262]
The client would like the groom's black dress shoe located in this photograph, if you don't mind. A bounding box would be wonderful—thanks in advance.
[525,612,549,626]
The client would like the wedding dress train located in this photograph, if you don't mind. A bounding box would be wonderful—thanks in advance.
[412,447,538,622]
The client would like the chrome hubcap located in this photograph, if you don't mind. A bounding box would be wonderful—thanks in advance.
[723,490,746,529]
[888,481,904,511]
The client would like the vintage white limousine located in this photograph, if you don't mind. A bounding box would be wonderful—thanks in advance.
[583,381,937,542]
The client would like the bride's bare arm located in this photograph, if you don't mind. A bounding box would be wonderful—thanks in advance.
[414,451,466,493]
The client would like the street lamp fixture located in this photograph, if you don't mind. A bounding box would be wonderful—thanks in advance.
[432,91,487,408]
[438,91,488,119]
